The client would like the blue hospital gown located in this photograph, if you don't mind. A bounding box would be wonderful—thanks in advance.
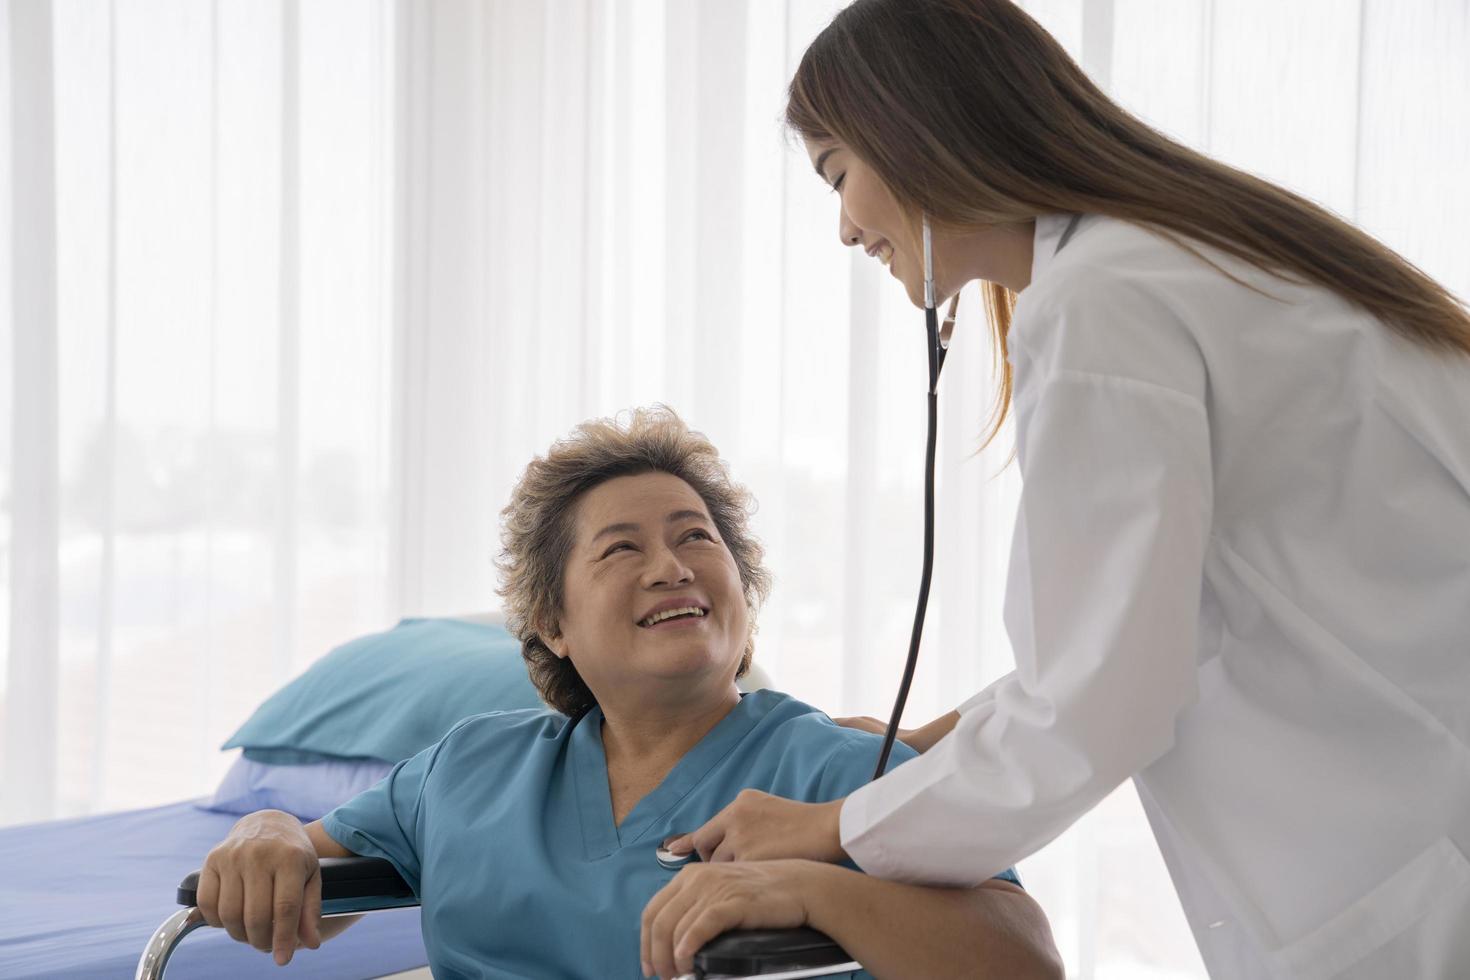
[322,689,1019,979]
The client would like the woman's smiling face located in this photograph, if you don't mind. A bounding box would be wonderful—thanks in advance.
[806,137,1035,302]
[808,137,928,303]
[544,471,749,707]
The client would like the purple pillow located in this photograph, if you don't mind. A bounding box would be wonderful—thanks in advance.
[200,754,394,821]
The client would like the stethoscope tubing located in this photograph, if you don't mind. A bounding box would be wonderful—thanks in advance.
[655,220,949,866]
[871,218,946,780]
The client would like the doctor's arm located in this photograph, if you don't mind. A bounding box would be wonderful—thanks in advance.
[641,859,1062,979]
[842,360,1214,885]
[672,368,1214,877]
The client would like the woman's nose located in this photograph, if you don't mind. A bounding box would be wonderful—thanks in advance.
[838,209,862,249]
[644,546,694,588]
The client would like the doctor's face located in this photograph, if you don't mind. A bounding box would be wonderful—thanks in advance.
[547,472,749,708]
[805,137,1035,303]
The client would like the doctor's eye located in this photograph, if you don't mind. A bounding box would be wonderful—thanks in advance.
[830,174,846,193]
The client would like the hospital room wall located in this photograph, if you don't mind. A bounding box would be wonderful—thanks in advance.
[0,0,397,822]
[3,0,1469,977]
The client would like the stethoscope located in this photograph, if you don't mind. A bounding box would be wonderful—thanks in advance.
[862,214,1085,782]
[656,216,955,872]
[870,213,952,779]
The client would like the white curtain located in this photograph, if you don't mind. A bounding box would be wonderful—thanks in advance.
[4,1,1467,977]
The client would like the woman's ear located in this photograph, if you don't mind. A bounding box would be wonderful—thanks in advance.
[538,616,569,660]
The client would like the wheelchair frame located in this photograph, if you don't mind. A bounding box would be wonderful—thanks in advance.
[138,856,861,979]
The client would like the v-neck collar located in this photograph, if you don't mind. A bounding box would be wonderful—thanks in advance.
[570,691,781,860]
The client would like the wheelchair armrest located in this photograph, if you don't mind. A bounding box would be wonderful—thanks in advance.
[177,856,420,914]
[173,860,849,976]
[694,926,856,977]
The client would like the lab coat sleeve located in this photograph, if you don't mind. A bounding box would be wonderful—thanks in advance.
[840,336,1213,886]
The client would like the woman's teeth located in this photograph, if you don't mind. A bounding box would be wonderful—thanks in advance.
[639,606,707,627]
[876,242,894,267]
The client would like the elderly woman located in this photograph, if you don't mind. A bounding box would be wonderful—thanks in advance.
[197,407,1060,979]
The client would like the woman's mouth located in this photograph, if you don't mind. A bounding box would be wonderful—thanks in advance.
[638,606,709,629]
[867,240,894,267]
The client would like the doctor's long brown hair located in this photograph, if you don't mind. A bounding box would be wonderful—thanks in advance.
[786,0,1470,446]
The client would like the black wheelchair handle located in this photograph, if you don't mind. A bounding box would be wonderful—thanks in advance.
[177,855,415,908]
[694,926,851,976]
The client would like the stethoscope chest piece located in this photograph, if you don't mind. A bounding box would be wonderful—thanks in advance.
[655,845,700,871]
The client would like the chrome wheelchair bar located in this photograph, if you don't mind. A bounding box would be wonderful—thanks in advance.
[136,905,405,979]
[135,907,205,980]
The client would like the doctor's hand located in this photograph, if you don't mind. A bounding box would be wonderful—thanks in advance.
[662,789,846,864]
[641,859,827,979]
[197,809,323,966]
[834,709,960,753]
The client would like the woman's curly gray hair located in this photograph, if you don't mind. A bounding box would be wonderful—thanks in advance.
[496,406,773,716]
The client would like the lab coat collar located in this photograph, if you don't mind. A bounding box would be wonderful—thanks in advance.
[1029,212,1082,288]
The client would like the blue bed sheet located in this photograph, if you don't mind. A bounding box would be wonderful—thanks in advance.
[0,800,426,979]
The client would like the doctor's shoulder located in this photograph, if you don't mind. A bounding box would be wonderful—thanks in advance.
[1012,218,1215,402]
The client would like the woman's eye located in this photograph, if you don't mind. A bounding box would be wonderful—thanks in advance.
[602,542,635,557]
[831,174,845,193]
[683,529,713,543]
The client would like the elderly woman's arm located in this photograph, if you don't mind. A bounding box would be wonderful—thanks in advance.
[196,811,365,966]
[800,863,1062,980]
[300,819,366,942]
[641,859,1062,980]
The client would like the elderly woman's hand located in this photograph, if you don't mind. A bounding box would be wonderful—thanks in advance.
[197,809,323,966]
[661,789,846,864]
[640,859,832,979]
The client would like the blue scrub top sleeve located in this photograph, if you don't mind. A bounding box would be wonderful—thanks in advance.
[990,866,1024,888]
[815,734,916,799]
[320,735,446,895]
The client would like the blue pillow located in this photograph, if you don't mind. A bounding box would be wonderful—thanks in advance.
[222,617,548,764]
[201,754,395,820]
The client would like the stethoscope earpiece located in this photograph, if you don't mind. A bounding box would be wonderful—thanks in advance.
[921,215,947,392]
[922,215,936,312]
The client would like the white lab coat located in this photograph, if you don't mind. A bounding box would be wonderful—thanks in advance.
[840,213,1470,979]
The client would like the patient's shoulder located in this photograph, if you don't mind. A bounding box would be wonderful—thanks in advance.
[746,691,917,790]
[745,690,840,735]
[753,691,891,744]
[430,707,571,761]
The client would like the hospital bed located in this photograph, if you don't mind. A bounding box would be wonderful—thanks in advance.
[0,800,430,980]
[3,615,507,979]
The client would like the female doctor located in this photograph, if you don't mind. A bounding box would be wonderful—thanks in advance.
[641,1,1470,977]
